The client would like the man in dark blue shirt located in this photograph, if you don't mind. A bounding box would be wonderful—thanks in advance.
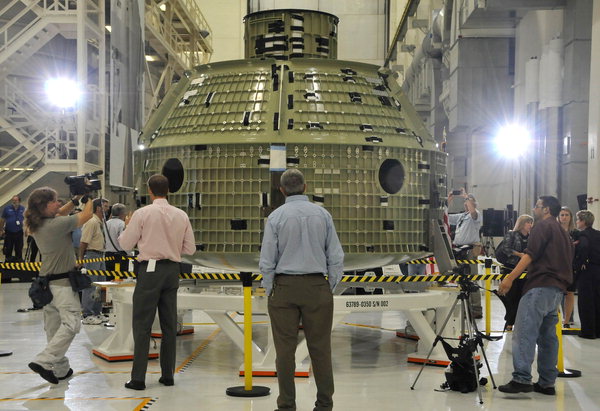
[1,195,25,262]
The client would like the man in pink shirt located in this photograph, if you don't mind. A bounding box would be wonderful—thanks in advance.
[119,174,196,390]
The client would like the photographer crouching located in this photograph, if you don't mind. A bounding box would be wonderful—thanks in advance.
[25,188,93,384]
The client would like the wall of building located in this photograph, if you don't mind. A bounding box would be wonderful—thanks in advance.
[561,0,592,212]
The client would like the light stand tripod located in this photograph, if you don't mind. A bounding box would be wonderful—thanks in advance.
[482,235,496,258]
[410,275,497,404]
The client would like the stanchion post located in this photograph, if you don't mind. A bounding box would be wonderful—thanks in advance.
[484,258,492,335]
[556,305,581,378]
[0,264,14,356]
[226,272,270,397]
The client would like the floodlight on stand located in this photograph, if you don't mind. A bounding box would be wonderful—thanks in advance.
[45,78,80,109]
[494,124,530,158]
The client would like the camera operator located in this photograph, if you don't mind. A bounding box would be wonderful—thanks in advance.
[25,188,93,384]
[447,188,483,318]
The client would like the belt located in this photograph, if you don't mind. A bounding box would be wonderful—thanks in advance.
[139,259,176,264]
[86,250,104,254]
[45,272,72,281]
[275,273,324,277]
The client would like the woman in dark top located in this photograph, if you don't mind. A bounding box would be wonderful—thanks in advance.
[559,206,577,326]
[574,210,600,339]
[498,214,533,330]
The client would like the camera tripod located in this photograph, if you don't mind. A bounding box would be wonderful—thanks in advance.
[410,276,498,404]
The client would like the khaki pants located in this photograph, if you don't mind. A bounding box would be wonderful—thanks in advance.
[34,284,81,378]
[268,274,334,411]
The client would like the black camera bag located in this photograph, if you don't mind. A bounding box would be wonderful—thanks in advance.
[28,276,53,307]
[440,337,487,393]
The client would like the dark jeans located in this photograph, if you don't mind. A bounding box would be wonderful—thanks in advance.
[268,274,334,411]
[3,230,23,261]
[131,260,180,382]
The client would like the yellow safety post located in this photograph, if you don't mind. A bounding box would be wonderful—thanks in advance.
[226,272,270,397]
[484,258,492,335]
[556,306,581,378]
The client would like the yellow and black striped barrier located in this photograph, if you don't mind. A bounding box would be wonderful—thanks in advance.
[1,255,520,283]
[407,258,489,265]
[0,256,121,271]
[12,269,522,283]
[0,257,500,272]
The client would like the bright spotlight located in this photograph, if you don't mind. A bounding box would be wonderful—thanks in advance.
[45,78,80,109]
[494,124,530,158]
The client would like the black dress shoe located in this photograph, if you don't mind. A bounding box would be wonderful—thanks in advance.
[124,380,146,390]
[28,362,58,384]
[159,376,174,386]
[498,380,533,393]
[58,368,73,380]
[533,382,556,395]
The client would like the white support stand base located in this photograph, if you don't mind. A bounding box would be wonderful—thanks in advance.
[92,284,159,361]
[93,285,456,372]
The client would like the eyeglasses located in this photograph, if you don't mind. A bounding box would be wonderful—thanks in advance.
[533,205,545,209]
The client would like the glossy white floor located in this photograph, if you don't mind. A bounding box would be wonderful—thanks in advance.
[1,282,599,411]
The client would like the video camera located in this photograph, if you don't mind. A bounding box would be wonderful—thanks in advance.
[64,170,103,196]
[456,274,480,294]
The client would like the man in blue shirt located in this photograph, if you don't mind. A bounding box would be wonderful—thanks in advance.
[448,189,483,318]
[260,169,344,411]
[1,195,25,262]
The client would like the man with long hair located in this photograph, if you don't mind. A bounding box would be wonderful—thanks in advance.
[25,188,93,384]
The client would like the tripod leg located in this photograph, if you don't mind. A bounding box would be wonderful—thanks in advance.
[468,298,498,389]
[462,297,484,404]
[478,340,497,388]
[410,296,459,390]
